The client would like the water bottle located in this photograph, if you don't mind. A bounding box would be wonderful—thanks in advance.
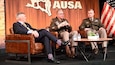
[96,33,99,39]
[77,33,81,40]
[72,34,77,41]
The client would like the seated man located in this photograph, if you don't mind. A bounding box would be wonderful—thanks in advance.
[79,9,107,54]
[49,9,78,58]
[13,12,64,64]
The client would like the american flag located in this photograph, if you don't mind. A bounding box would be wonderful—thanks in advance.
[101,0,115,37]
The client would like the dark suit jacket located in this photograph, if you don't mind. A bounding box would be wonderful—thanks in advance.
[79,18,104,31]
[13,22,37,34]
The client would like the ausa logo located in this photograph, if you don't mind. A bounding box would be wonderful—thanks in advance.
[26,0,51,16]
[26,0,82,16]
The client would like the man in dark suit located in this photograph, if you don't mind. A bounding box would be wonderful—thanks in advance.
[79,9,107,54]
[13,12,62,64]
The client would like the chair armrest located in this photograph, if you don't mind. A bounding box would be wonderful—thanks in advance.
[78,30,87,38]
[5,39,30,54]
[50,31,58,38]
[5,34,35,54]
[5,34,34,40]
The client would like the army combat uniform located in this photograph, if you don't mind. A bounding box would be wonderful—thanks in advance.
[49,17,78,57]
[79,18,107,54]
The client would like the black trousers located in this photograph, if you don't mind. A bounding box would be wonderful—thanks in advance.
[35,29,58,54]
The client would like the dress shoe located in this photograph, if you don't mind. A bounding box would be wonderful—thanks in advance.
[47,58,60,64]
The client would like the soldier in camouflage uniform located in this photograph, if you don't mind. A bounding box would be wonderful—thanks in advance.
[79,9,107,54]
[49,9,78,58]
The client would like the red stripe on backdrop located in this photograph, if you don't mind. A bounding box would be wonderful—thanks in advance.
[105,9,114,29]
[106,9,115,36]
[101,2,110,24]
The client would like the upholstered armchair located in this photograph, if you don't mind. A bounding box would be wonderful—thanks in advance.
[5,28,58,64]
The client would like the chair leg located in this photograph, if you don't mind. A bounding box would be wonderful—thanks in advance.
[5,54,31,64]
[27,52,31,64]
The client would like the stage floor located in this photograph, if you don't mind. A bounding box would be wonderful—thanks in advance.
[0,43,115,65]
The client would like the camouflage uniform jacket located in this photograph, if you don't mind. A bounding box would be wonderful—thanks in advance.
[79,18,104,31]
[49,17,71,33]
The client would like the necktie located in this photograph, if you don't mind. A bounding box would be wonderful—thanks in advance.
[22,23,31,31]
